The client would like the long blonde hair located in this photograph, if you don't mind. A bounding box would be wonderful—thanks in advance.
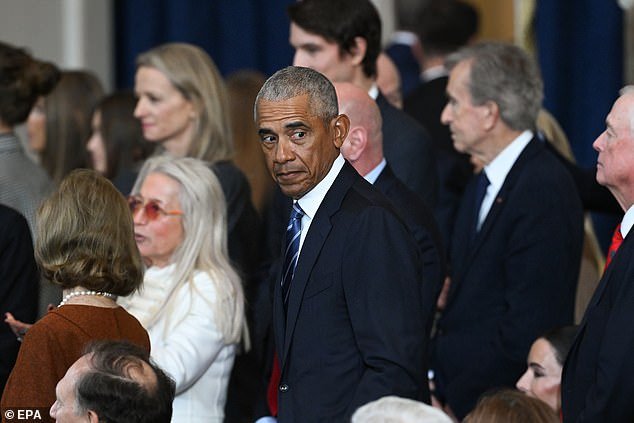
[132,156,245,345]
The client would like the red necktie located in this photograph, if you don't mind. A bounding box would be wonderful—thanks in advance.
[604,224,623,272]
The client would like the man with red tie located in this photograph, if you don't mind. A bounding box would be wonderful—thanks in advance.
[561,87,634,422]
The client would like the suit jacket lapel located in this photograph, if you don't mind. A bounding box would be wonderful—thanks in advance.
[280,162,357,366]
[449,138,542,300]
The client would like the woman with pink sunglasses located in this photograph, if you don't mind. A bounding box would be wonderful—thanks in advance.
[118,156,247,423]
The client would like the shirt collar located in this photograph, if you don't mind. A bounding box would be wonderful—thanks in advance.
[389,31,418,47]
[622,205,634,238]
[296,154,345,221]
[483,130,533,190]
[368,84,379,100]
[421,65,448,82]
[363,158,387,184]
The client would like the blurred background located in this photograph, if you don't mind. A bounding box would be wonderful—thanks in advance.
[0,0,630,248]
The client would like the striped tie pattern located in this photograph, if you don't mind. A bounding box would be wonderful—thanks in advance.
[282,202,304,307]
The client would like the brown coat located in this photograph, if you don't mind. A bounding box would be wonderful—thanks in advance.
[1,305,149,418]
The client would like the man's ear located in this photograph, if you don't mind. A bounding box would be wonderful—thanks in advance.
[344,126,368,162]
[332,114,350,149]
[87,410,99,423]
[481,100,499,131]
[349,37,368,67]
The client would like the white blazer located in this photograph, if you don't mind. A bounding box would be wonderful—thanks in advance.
[120,265,236,423]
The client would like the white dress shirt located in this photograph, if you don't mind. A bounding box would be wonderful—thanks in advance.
[621,205,634,238]
[295,154,345,254]
[478,130,533,229]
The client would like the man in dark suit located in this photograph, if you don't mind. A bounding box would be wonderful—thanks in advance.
[403,0,479,250]
[561,87,634,422]
[287,0,438,209]
[431,43,584,419]
[0,205,38,392]
[335,81,446,303]
[255,66,428,422]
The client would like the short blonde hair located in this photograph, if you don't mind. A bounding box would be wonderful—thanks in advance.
[35,169,143,295]
[136,43,233,163]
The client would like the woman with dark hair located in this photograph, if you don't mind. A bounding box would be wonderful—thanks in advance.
[1,169,149,412]
[86,91,155,193]
[516,325,578,414]
[0,41,58,235]
[27,70,104,184]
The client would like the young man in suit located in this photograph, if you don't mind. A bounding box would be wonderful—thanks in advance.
[255,66,428,422]
[432,43,584,419]
[287,0,438,209]
[561,87,634,422]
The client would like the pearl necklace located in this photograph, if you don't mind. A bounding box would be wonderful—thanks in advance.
[58,290,116,307]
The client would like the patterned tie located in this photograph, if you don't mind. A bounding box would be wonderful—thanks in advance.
[472,171,490,238]
[604,223,623,272]
[281,202,304,307]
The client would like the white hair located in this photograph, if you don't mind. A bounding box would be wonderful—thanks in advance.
[132,156,246,346]
[619,85,634,136]
[351,396,453,423]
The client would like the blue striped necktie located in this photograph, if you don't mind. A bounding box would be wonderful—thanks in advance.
[282,202,304,307]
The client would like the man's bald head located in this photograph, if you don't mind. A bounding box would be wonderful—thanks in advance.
[334,82,384,175]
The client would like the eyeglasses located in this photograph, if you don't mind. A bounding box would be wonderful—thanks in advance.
[127,195,183,221]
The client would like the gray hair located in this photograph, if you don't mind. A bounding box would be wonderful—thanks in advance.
[619,85,634,136]
[351,396,453,423]
[254,66,339,125]
[131,156,245,345]
[446,42,543,131]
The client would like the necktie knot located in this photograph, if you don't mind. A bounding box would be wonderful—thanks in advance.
[604,223,623,272]
[291,202,304,221]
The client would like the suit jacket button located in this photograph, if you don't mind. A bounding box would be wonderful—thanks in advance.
[279,384,289,392]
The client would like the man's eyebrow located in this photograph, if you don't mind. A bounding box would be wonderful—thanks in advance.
[285,121,308,130]
[258,128,274,136]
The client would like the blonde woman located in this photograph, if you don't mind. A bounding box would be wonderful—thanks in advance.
[119,156,246,422]
[133,43,261,278]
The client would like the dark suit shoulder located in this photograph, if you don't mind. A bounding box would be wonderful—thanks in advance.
[0,205,31,241]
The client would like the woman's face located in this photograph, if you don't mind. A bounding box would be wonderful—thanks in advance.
[26,96,46,154]
[86,110,108,175]
[132,172,184,268]
[516,338,562,411]
[133,66,196,157]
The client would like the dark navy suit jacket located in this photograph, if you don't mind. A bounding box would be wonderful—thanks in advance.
[562,226,634,422]
[274,162,429,422]
[374,163,446,301]
[0,205,37,391]
[376,93,438,210]
[433,138,584,419]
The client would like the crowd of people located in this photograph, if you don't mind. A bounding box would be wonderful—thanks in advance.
[0,0,631,422]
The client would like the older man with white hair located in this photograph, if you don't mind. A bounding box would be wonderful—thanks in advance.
[561,86,634,422]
